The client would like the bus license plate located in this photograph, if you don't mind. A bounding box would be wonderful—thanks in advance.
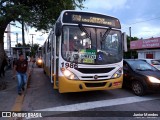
[83,58,94,64]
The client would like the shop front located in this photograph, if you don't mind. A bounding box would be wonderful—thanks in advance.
[130,37,160,59]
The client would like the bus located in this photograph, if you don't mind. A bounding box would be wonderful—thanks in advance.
[36,47,42,59]
[42,10,127,93]
[36,47,43,67]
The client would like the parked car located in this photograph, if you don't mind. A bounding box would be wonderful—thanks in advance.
[138,58,160,70]
[123,59,160,96]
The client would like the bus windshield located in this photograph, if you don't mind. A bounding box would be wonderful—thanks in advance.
[61,25,122,65]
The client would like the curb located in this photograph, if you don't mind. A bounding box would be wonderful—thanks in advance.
[11,75,31,111]
[9,70,32,120]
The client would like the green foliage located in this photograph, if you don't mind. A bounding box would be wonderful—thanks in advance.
[123,36,139,59]
[0,0,85,31]
[0,0,85,68]
[31,43,39,57]
[15,43,39,57]
[15,43,31,47]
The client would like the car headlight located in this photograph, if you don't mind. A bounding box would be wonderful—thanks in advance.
[111,68,122,79]
[38,59,42,63]
[61,68,79,80]
[148,76,160,83]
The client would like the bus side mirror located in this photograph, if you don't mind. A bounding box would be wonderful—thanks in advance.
[55,22,62,36]
[122,32,127,52]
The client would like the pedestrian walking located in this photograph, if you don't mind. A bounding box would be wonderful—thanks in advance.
[13,53,29,95]
[12,58,17,68]
[7,58,12,69]
[0,57,8,77]
[28,57,33,73]
[31,56,36,68]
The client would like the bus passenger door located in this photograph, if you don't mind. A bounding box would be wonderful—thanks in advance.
[53,22,62,89]
[53,34,59,89]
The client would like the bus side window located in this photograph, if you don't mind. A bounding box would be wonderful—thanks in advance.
[56,37,60,56]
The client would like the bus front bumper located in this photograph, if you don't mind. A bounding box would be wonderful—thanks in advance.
[58,76,123,93]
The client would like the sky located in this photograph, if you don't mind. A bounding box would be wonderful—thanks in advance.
[4,0,160,49]
[81,0,160,38]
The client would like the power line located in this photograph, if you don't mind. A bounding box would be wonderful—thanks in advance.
[122,16,160,29]
[129,16,160,25]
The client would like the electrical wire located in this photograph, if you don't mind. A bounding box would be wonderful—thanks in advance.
[122,16,160,29]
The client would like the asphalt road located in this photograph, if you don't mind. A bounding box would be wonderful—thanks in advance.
[21,67,160,120]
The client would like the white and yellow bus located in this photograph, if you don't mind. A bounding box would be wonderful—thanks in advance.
[42,10,127,93]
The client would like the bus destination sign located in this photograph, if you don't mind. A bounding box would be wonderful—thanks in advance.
[63,11,121,29]
[72,15,114,26]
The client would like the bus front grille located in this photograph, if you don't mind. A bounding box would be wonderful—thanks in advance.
[81,75,109,80]
[76,68,115,74]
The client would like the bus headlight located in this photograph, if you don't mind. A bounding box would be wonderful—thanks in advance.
[38,59,42,63]
[61,68,79,80]
[148,76,160,83]
[111,68,122,79]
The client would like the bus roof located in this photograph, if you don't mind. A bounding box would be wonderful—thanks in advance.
[59,10,121,29]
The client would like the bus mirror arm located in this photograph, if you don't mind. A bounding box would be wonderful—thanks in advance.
[122,32,128,52]
[56,56,59,59]
[55,22,62,36]
[78,24,90,38]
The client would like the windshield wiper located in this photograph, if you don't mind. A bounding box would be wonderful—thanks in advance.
[143,69,153,71]
[78,24,90,39]
[101,28,111,41]
[136,68,143,71]
[100,28,111,49]
[136,68,153,71]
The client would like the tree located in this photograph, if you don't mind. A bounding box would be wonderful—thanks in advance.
[15,43,41,57]
[123,36,139,59]
[0,0,85,69]
[15,43,31,47]
[30,43,39,57]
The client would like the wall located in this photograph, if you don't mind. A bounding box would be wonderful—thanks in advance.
[137,49,160,59]
[155,50,160,59]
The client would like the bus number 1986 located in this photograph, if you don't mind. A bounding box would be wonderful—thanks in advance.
[61,62,78,69]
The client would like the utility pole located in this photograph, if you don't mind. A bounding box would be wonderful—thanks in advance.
[21,19,26,58]
[30,34,36,48]
[16,33,18,45]
[9,35,11,56]
[30,34,36,57]
[22,20,25,46]
[129,27,132,58]
[6,24,11,55]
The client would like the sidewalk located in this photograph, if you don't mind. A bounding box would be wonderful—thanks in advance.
[0,66,32,112]
[0,69,18,111]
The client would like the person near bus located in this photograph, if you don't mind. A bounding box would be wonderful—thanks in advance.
[13,53,29,95]
[31,56,36,68]
[0,57,8,77]
[84,42,90,49]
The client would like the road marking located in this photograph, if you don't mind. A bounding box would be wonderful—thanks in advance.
[11,94,25,111]
[10,73,31,112]
[35,94,160,112]
[25,95,160,119]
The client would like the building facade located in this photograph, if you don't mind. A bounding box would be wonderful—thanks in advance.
[130,37,160,59]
